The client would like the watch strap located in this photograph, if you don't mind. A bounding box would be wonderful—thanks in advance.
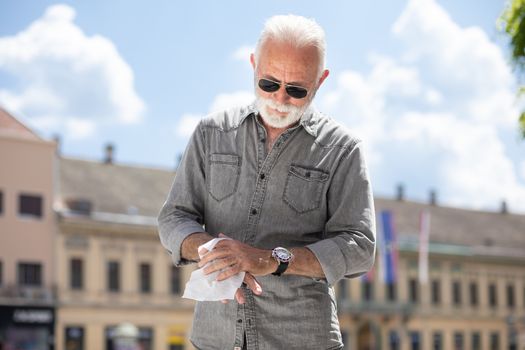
[272,260,289,276]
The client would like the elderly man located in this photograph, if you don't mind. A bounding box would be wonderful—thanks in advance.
[158,14,376,350]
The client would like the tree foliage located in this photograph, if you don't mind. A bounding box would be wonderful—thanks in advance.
[500,0,525,138]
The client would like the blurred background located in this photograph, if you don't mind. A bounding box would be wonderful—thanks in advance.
[0,0,524,349]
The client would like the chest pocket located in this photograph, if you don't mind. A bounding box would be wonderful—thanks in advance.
[207,153,241,201]
[283,164,329,214]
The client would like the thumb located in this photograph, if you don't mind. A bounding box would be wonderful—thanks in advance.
[219,233,229,238]
[244,273,262,295]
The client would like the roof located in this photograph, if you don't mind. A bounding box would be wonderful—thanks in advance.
[57,156,525,254]
[375,198,525,255]
[0,106,42,141]
[58,157,175,218]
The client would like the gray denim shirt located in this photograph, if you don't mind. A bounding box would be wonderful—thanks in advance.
[158,103,376,350]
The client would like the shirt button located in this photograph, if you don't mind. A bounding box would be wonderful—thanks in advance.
[260,173,265,180]
[251,209,257,215]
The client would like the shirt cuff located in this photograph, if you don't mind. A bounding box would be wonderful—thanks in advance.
[306,238,347,286]
[167,221,206,267]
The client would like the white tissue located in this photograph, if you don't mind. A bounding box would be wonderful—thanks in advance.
[182,238,245,301]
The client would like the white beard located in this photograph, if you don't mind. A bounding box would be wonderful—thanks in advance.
[255,95,310,129]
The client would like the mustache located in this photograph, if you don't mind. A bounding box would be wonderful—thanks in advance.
[258,97,301,113]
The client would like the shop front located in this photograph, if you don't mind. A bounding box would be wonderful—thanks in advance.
[0,305,55,350]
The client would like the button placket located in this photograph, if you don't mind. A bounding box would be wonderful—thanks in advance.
[244,127,298,245]
[234,304,245,349]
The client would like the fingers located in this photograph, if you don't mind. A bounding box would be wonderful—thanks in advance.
[203,256,238,276]
[235,288,245,304]
[244,273,262,295]
[198,248,230,268]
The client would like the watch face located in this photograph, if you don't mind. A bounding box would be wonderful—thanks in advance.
[273,247,292,262]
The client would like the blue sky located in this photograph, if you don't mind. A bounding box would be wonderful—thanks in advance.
[1,0,525,213]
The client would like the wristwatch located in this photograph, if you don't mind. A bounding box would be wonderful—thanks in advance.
[271,247,293,276]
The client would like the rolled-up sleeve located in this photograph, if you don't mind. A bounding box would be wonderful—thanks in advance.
[157,122,207,266]
[307,141,376,285]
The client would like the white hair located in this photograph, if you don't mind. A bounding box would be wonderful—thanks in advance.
[254,15,326,78]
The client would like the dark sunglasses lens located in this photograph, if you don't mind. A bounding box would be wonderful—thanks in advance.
[286,86,308,99]
[258,79,280,93]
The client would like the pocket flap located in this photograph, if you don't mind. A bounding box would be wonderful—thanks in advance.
[210,153,240,165]
[289,165,329,182]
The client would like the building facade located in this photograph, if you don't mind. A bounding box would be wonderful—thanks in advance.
[338,198,525,350]
[54,156,195,350]
[0,107,57,349]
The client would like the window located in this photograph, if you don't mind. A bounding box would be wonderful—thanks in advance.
[389,331,400,350]
[469,282,478,307]
[453,332,464,350]
[409,331,421,350]
[65,326,84,350]
[140,263,152,294]
[338,279,348,303]
[70,258,83,290]
[106,326,153,350]
[431,279,441,305]
[170,266,181,295]
[452,280,462,306]
[138,327,153,350]
[18,263,42,286]
[507,284,515,308]
[489,283,498,308]
[19,194,43,218]
[490,332,499,350]
[107,261,120,292]
[362,281,373,302]
[471,332,481,350]
[386,283,397,302]
[433,332,443,350]
[341,331,349,350]
[409,279,418,303]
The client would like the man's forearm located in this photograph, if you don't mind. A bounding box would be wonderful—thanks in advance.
[287,247,325,279]
[181,232,214,261]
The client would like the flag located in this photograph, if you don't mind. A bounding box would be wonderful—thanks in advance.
[418,210,431,284]
[379,210,398,284]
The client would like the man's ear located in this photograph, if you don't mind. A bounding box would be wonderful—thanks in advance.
[317,69,330,87]
[250,53,256,70]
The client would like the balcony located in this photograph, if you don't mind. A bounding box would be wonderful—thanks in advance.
[337,299,415,319]
[0,284,56,306]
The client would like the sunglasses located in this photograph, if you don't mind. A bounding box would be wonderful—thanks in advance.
[258,78,309,99]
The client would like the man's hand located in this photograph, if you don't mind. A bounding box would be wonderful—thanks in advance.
[198,233,277,280]
[221,273,262,305]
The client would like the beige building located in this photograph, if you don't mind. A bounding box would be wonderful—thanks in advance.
[338,195,525,350]
[54,154,195,350]
[0,107,57,348]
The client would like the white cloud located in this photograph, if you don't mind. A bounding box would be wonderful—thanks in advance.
[175,91,254,137]
[0,4,145,140]
[65,118,96,140]
[176,114,202,138]
[318,0,525,213]
[209,91,254,112]
[232,45,254,62]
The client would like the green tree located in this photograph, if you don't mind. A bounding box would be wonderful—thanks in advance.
[500,0,525,138]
